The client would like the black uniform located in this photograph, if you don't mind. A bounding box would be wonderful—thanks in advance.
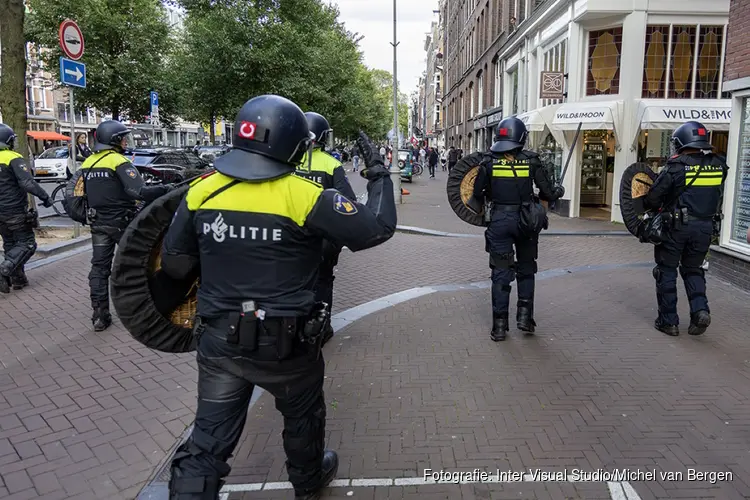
[473,150,559,326]
[81,150,169,318]
[295,148,356,333]
[163,94,396,500]
[644,152,727,333]
[0,150,51,291]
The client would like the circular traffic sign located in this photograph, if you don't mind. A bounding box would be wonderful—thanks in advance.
[59,19,84,60]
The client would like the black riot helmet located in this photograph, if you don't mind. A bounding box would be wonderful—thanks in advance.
[671,121,713,153]
[490,117,528,154]
[0,124,17,150]
[214,95,313,182]
[305,112,332,147]
[94,120,133,153]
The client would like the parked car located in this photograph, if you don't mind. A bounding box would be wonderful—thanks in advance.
[33,147,79,181]
[127,147,212,184]
[397,149,414,183]
[194,145,230,165]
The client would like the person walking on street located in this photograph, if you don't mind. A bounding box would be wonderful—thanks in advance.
[0,124,54,293]
[428,147,439,178]
[161,94,396,500]
[440,148,447,171]
[419,146,426,168]
[644,120,728,337]
[352,148,360,172]
[447,145,458,173]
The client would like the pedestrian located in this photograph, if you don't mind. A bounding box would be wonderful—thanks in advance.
[352,147,360,172]
[428,146,439,178]
[469,117,564,341]
[0,124,54,293]
[643,120,728,337]
[75,133,92,161]
[447,145,458,172]
[295,111,357,345]
[440,148,447,171]
[458,148,464,160]
[81,120,172,331]
[379,144,386,162]
[160,94,396,500]
[419,146,426,167]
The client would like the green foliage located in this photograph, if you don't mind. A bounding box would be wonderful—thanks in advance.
[26,0,175,124]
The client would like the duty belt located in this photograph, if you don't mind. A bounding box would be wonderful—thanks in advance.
[494,204,521,212]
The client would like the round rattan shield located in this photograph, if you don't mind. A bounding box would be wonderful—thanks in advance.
[110,185,199,353]
[446,152,486,227]
[619,162,659,237]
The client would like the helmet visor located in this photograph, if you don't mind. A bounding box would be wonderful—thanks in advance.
[288,132,315,167]
[117,132,136,151]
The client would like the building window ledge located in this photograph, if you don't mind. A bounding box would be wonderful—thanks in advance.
[711,244,750,263]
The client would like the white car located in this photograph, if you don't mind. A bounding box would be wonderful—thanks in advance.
[33,147,80,181]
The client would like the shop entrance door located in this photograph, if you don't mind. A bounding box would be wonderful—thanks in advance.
[579,130,616,220]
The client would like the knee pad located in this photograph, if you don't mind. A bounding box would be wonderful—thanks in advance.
[516,260,537,277]
[679,266,704,280]
[489,251,515,270]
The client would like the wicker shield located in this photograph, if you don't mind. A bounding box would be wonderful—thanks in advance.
[110,185,199,353]
[619,162,659,237]
[446,152,487,227]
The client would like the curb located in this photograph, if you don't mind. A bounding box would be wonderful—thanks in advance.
[395,224,631,238]
[36,234,91,258]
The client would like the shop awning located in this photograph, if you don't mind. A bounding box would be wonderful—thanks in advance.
[516,104,561,132]
[551,101,621,131]
[636,99,732,131]
[26,131,71,141]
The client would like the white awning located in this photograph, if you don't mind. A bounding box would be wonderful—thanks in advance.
[516,104,560,132]
[636,99,732,131]
[551,101,622,131]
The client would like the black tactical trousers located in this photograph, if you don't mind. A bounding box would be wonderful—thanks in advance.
[315,243,340,315]
[485,211,538,317]
[89,225,124,309]
[653,220,712,326]
[0,213,37,279]
[169,323,326,499]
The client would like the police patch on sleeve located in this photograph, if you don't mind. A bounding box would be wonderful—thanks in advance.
[333,192,357,215]
[126,167,137,178]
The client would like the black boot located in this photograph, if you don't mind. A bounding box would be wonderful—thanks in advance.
[516,302,536,334]
[11,271,28,290]
[688,310,711,336]
[295,449,339,500]
[490,314,508,342]
[92,306,112,332]
[0,274,10,294]
[654,318,679,336]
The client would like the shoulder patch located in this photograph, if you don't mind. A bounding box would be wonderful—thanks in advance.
[333,192,358,215]
[20,164,28,172]
[126,167,137,178]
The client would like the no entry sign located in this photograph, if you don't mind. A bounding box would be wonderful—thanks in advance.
[59,19,85,60]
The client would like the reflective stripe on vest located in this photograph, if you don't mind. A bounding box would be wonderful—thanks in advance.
[685,165,723,187]
[492,159,530,178]
[185,172,322,227]
[79,151,128,171]
[298,149,340,176]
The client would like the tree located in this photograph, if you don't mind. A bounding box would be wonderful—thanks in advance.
[0,0,31,161]
[26,0,175,123]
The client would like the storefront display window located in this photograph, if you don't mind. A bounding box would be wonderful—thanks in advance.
[539,132,563,183]
[586,27,622,96]
[731,98,750,245]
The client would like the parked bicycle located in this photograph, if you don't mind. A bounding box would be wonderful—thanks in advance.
[48,180,68,217]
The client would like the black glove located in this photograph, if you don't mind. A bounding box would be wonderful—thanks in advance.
[42,197,54,208]
[552,185,565,200]
[356,131,389,180]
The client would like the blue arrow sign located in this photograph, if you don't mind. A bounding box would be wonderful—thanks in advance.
[150,91,159,108]
[59,57,86,88]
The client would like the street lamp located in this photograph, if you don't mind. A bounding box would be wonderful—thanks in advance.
[390,0,402,204]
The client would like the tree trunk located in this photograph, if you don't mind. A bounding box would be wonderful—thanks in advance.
[111,102,120,121]
[209,111,215,144]
[0,0,30,163]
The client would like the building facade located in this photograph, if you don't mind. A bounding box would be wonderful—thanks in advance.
[709,0,750,291]
[423,11,446,149]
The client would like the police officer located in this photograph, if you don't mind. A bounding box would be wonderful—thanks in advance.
[295,112,357,345]
[81,120,171,331]
[470,117,564,341]
[644,121,727,337]
[0,123,54,293]
[160,95,396,500]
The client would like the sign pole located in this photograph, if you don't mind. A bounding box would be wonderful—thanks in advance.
[70,88,80,238]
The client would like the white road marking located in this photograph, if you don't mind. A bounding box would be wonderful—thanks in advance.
[219,477,643,499]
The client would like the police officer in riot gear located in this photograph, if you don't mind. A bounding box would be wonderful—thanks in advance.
[295,111,357,345]
[470,117,564,341]
[0,123,53,293]
[161,95,396,500]
[644,120,727,337]
[81,120,171,331]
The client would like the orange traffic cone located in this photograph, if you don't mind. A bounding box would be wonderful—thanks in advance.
[401,188,410,195]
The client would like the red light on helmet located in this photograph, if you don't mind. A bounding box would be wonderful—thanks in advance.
[499,128,509,137]
[697,128,706,136]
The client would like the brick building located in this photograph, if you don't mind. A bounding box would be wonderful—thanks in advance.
[710,0,750,291]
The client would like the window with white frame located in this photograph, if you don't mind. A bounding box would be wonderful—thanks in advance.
[460,93,465,123]
[478,73,484,113]
[509,68,519,115]
[542,38,568,107]
[494,61,502,107]
[469,83,475,118]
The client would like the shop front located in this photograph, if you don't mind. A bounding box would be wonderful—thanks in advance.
[517,104,562,180]
[550,100,623,219]
[481,107,504,152]
[634,99,732,171]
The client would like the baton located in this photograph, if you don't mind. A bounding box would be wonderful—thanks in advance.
[556,121,583,186]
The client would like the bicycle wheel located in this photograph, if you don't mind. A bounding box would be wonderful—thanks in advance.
[413,164,423,176]
[50,183,67,216]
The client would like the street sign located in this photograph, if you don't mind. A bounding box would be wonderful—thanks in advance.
[59,19,84,60]
[59,57,86,88]
[540,71,565,100]
[150,91,160,126]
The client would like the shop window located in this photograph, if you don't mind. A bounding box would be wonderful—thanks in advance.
[696,26,724,99]
[586,27,622,96]
[642,25,669,98]
[731,97,750,245]
[668,26,696,98]
[510,69,519,115]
